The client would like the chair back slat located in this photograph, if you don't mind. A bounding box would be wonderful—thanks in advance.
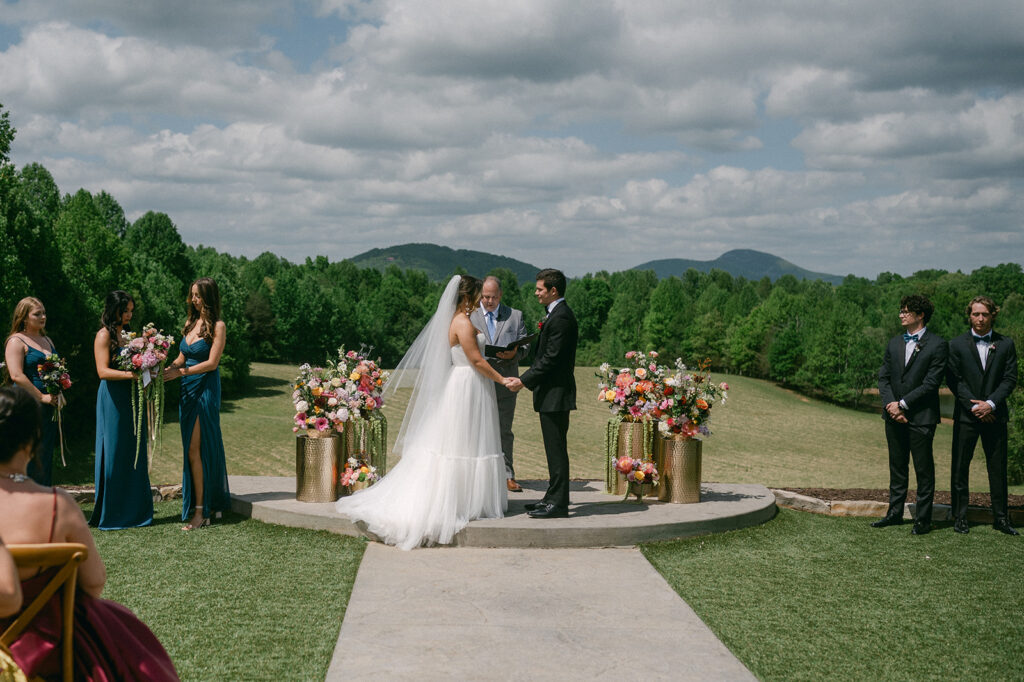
[2,543,88,682]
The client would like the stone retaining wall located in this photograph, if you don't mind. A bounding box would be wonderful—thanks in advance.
[771,489,1023,524]
[64,484,182,505]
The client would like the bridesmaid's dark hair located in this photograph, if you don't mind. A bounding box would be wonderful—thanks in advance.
[183,277,221,345]
[100,290,134,351]
[456,276,482,314]
[0,385,42,464]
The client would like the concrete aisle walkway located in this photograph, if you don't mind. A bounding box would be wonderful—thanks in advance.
[326,543,755,681]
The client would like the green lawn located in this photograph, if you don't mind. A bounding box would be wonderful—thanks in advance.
[85,500,365,681]
[71,361,1013,496]
[643,508,1024,681]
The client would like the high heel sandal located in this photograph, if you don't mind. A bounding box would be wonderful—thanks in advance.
[182,505,211,531]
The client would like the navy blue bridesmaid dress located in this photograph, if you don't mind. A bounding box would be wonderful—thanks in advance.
[23,344,59,486]
[91,348,153,530]
[179,337,230,521]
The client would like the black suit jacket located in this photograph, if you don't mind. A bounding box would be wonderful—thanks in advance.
[520,300,578,413]
[946,331,1018,424]
[878,331,947,425]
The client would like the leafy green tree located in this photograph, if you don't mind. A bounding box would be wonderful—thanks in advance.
[53,189,135,317]
[17,163,61,225]
[94,191,131,238]
[126,211,194,286]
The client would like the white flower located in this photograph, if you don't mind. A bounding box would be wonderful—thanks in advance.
[599,363,610,373]
[295,400,309,413]
[331,377,342,388]
[337,408,350,422]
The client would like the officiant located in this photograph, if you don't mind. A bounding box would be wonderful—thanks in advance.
[471,276,529,492]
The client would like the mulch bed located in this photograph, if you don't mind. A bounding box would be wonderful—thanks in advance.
[783,487,1024,510]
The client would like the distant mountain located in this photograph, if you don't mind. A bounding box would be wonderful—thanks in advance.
[349,243,542,284]
[631,249,845,285]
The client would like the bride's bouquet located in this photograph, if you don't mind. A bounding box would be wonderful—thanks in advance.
[117,323,174,467]
[36,353,72,465]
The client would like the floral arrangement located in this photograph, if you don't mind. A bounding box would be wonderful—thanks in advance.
[614,455,659,486]
[291,364,350,435]
[117,323,173,467]
[332,346,389,419]
[36,353,72,465]
[292,346,390,436]
[596,350,669,420]
[653,358,728,438]
[340,457,380,487]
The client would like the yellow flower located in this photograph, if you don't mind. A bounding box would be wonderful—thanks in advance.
[634,470,646,483]
[604,389,616,401]
[350,371,361,381]
[360,466,369,474]
[311,386,323,397]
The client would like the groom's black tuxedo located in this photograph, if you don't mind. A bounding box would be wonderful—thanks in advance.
[877,330,947,523]
[946,330,1018,523]
[520,300,578,509]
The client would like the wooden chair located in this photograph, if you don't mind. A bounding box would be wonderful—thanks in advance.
[1,544,88,682]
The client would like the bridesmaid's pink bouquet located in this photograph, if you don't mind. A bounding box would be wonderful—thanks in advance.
[37,353,72,465]
[117,323,175,467]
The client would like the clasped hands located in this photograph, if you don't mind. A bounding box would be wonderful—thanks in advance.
[970,399,996,423]
[885,401,908,424]
[502,377,524,393]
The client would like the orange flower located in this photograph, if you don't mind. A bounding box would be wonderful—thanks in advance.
[696,398,708,410]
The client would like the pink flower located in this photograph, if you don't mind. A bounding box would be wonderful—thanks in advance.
[315,417,329,431]
[129,337,145,351]
[649,351,658,358]
[720,382,729,391]
[625,351,636,359]
[131,354,143,369]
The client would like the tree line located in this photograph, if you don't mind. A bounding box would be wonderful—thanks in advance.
[2,102,1022,481]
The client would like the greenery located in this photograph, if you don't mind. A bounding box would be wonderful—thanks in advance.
[642,508,1024,681]
[84,500,366,681]
[350,242,541,284]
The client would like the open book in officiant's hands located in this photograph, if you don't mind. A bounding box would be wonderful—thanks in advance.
[485,333,537,359]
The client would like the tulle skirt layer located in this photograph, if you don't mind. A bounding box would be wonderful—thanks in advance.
[336,365,507,550]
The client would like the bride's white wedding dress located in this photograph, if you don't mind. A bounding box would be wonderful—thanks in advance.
[336,321,507,550]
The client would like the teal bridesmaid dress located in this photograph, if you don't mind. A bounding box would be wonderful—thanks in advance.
[23,345,59,486]
[91,350,154,529]
[179,337,230,521]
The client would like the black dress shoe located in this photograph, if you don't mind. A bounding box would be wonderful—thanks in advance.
[953,519,969,534]
[870,516,904,528]
[527,503,569,519]
[524,501,545,512]
[911,522,931,535]
[993,520,1020,536]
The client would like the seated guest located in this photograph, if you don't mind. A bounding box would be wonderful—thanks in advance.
[0,385,179,681]
[0,543,20,618]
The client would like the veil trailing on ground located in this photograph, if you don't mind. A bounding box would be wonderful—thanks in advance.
[383,275,460,460]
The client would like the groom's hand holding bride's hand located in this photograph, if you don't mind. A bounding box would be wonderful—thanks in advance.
[504,377,523,392]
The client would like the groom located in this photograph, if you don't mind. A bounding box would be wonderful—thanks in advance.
[507,269,578,519]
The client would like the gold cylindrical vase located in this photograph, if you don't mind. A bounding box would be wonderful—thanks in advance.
[296,434,342,502]
[654,435,702,503]
[607,419,654,495]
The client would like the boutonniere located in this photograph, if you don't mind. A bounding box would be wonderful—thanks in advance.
[989,343,997,353]
[537,315,548,331]
[911,340,924,357]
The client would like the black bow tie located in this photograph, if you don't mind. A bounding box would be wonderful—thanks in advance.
[973,333,992,344]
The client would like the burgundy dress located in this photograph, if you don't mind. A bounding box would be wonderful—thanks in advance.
[0,491,178,681]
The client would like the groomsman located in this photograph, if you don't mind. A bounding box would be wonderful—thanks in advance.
[470,276,529,492]
[873,295,947,535]
[946,296,1019,535]
[507,269,578,519]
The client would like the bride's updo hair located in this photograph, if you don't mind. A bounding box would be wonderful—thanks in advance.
[456,275,483,313]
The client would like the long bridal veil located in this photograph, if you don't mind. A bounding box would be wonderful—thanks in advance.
[383,274,460,462]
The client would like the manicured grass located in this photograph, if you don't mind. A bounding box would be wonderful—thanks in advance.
[60,361,1017,496]
[642,509,1024,681]
[83,500,366,681]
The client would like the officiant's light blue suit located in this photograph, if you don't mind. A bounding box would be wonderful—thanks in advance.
[471,302,528,480]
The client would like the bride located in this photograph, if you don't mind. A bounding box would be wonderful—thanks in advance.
[335,275,513,549]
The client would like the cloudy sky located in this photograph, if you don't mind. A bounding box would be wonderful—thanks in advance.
[1,1,1022,278]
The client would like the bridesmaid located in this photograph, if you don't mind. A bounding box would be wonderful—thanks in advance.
[165,277,230,531]
[90,291,154,530]
[3,297,64,485]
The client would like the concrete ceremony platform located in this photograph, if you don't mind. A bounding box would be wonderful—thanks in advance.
[229,475,776,548]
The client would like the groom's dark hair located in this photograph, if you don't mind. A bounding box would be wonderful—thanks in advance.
[536,269,566,297]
